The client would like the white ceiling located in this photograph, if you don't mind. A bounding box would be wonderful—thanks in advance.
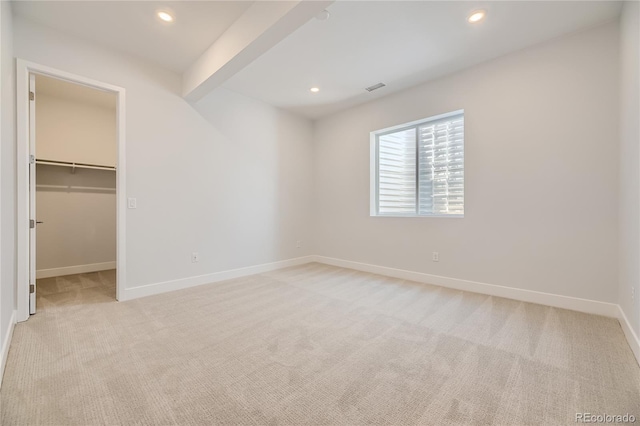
[15,1,623,119]
[13,1,253,72]
[36,74,116,110]
[223,1,622,119]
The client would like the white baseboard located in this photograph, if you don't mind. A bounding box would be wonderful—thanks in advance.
[121,256,315,301]
[36,261,116,279]
[88,253,640,367]
[617,305,640,366]
[0,310,16,389]
[311,256,620,318]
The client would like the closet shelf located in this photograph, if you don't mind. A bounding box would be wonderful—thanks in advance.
[36,159,116,172]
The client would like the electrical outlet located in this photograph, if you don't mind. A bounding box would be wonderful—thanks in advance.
[127,198,137,209]
[296,240,302,248]
[632,286,636,301]
[432,252,439,262]
[191,252,200,263]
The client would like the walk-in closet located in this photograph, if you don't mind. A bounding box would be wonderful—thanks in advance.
[33,75,117,307]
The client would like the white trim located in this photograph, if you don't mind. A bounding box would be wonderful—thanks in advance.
[36,261,116,279]
[617,305,640,366]
[371,109,465,136]
[115,89,126,303]
[7,252,640,371]
[369,132,376,216]
[121,256,315,301]
[121,253,638,362]
[16,60,29,322]
[311,256,640,363]
[311,256,620,318]
[16,59,126,322]
[0,310,16,388]
[372,214,464,219]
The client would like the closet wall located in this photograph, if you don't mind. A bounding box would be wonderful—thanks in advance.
[36,93,116,166]
[35,76,117,278]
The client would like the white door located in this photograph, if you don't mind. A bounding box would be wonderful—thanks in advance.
[28,73,37,314]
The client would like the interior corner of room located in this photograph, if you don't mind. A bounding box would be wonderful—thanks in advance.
[0,0,639,424]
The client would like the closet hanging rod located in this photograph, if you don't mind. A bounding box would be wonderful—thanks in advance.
[35,159,116,171]
[36,184,116,192]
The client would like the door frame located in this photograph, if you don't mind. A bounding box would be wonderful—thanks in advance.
[16,59,126,322]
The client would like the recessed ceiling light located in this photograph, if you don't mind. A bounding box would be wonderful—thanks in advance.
[310,87,320,93]
[467,10,486,23]
[157,11,174,23]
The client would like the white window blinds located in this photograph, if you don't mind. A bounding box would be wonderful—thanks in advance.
[374,111,464,217]
[377,128,416,215]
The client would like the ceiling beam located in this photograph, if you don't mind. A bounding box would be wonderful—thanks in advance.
[182,0,333,102]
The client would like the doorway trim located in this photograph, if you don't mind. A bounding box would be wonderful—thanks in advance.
[16,59,126,322]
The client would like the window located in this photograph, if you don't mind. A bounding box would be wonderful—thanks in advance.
[371,110,464,217]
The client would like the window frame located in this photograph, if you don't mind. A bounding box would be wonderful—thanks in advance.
[370,109,465,218]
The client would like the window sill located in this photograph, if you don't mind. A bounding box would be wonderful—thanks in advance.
[370,214,464,218]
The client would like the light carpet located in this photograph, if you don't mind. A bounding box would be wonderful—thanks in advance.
[1,263,639,425]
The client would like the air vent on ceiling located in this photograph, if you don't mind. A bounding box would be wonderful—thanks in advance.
[365,83,386,92]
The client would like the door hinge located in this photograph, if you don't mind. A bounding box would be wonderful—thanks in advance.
[29,284,35,294]
[29,155,35,164]
[30,219,35,229]
[29,91,35,101]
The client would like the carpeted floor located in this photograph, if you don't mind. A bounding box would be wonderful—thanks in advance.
[1,263,639,425]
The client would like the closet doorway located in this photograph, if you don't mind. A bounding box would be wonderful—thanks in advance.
[16,60,126,321]
[31,75,117,312]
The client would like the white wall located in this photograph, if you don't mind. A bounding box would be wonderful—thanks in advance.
[619,1,640,337]
[36,93,117,166]
[36,165,116,273]
[35,91,117,274]
[1,0,16,373]
[13,18,314,292]
[313,22,620,303]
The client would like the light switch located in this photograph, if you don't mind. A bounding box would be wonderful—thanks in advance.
[127,198,137,209]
